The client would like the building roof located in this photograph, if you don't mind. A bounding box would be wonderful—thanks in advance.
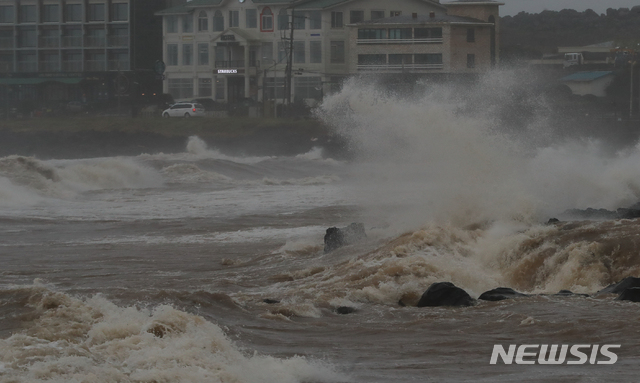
[186,0,224,6]
[445,0,504,5]
[561,71,614,82]
[351,13,490,26]
[155,4,192,15]
[296,0,446,10]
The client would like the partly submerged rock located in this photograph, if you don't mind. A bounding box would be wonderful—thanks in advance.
[553,290,589,297]
[324,222,366,253]
[598,277,640,295]
[617,287,640,302]
[335,306,356,315]
[416,282,474,307]
[478,287,529,301]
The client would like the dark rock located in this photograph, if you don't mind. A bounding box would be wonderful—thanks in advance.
[598,277,640,294]
[324,222,366,253]
[546,218,560,225]
[554,290,589,297]
[617,287,640,302]
[263,299,280,304]
[416,282,475,307]
[335,306,356,314]
[617,208,640,220]
[478,287,529,301]
[563,208,618,220]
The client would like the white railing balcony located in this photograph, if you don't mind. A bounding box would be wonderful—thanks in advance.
[62,60,83,71]
[62,36,83,47]
[108,35,129,47]
[85,60,106,71]
[85,36,106,48]
[39,36,60,48]
[17,61,37,72]
[0,37,13,49]
[108,60,129,71]
[357,63,444,71]
[40,61,60,72]
[357,38,443,44]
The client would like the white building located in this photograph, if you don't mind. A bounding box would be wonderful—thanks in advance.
[156,0,501,105]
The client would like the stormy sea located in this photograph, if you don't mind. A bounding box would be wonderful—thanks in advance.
[2,73,640,382]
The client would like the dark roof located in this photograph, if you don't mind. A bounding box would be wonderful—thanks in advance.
[446,0,504,4]
[351,13,490,26]
[155,4,192,15]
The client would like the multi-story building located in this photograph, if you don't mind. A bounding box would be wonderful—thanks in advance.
[156,0,501,105]
[0,0,176,111]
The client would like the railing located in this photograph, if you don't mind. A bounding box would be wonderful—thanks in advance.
[62,36,83,47]
[62,60,82,71]
[0,37,13,49]
[40,61,60,72]
[85,60,106,71]
[215,60,260,68]
[108,60,129,70]
[108,35,129,47]
[16,61,37,72]
[39,36,60,48]
[357,38,443,44]
[85,36,106,48]
[357,63,444,71]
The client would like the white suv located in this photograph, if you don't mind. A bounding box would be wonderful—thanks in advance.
[162,103,205,118]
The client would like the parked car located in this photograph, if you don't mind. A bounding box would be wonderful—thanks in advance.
[162,103,205,118]
[190,98,219,111]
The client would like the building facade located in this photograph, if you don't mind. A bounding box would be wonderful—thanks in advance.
[156,0,502,105]
[0,0,174,111]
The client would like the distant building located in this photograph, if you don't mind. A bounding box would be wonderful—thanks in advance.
[561,71,615,97]
[0,0,172,110]
[155,0,502,105]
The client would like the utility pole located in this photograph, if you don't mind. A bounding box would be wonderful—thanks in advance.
[285,7,295,110]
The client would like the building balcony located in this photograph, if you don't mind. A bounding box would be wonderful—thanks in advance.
[62,60,83,71]
[40,61,60,72]
[62,36,83,48]
[357,63,444,71]
[16,61,37,72]
[108,60,129,71]
[357,38,443,45]
[215,60,260,68]
[85,60,106,71]
[108,35,129,48]
[39,36,60,48]
[85,36,106,48]
[0,37,13,49]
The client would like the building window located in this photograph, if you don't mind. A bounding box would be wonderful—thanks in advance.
[262,42,273,63]
[0,6,14,23]
[330,40,344,63]
[112,3,128,21]
[390,11,401,17]
[260,8,273,32]
[19,5,37,23]
[415,53,442,65]
[42,5,60,23]
[415,27,442,39]
[371,10,385,20]
[309,11,321,30]
[167,44,178,65]
[331,12,343,28]
[358,54,386,65]
[278,9,288,30]
[198,78,212,97]
[310,41,321,63]
[215,77,225,100]
[198,11,208,31]
[358,29,387,39]
[229,10,239,27]
[17,51,37,72]
[389,54,412,65]
[88,3,105,22]
[293,41,305,63]
[183,44,193,65]
[168,78,193,100]
[467,28,475,42]
[265,77,284,99]
[293,13,305,29]
[294,77,322,100]
[214,46,225,63]
[277,41,287,63]
[389,28,412,39]
[467,53,475,68]
[109,51,129,70]
[246,9,257,28]
[198,43,209,65]
[18,27,36,47]
[213,10,224,31]
[65,4,82,22]
[183,14,193,33]
[166,16,178,33]
[350,10,364,24]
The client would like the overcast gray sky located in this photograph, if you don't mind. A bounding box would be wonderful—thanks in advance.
[500,0,640,16]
